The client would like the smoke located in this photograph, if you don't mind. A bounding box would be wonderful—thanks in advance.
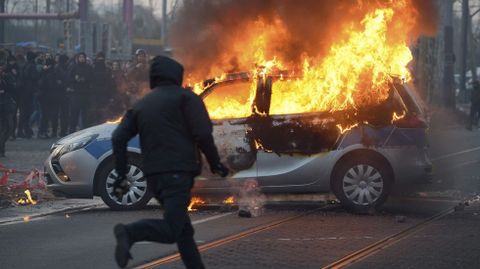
[170,0,438,80]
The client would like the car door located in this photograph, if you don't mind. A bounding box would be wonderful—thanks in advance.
[197,80,257,180]
[252,77,341,189]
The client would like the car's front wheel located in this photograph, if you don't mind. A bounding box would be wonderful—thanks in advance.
[332,156,392,213]
[97,156,152,210]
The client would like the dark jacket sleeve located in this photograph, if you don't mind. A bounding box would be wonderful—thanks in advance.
[183,92,221,166]
[111,110,138,176]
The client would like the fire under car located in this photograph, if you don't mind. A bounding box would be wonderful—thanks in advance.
[44,72,432,211]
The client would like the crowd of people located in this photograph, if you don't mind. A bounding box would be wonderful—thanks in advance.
[0,48,150,157]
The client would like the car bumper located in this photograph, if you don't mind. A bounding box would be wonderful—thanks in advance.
[45,149,97,198]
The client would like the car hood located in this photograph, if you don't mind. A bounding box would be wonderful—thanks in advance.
[54,123,118,146]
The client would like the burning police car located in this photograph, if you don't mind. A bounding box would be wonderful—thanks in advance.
[44,72,431,211]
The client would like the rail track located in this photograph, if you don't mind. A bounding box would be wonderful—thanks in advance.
[134,205,329,269]
[135,202,458,269]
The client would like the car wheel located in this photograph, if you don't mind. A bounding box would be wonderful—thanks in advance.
[332,157,392,213]
[97,156,152,210]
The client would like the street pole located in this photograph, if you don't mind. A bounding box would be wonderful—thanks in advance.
[0,0,5,44]
[35,0,38,44]
[469,15,477,82]
[443,0,456,108]
[46,0,51,46]
[162,0,168,47]
[459,0,470,103]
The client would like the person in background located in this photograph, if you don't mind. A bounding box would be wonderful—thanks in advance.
[17,51,39,139]
[0,59,17,157]
[28,52,47,135]
[4,55,20,140]
[91,52,114,124]
[68,52,93,133]
[55,54,70,137]
[108,60,128,119]
[125,49,149,106]
[38,58,57,138]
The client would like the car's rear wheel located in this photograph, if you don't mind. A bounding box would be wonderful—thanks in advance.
[332,156,392,213]
[97,156,152,210]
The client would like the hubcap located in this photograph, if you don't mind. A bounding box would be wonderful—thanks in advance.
[342,164,384,206]
[106,165,147,206]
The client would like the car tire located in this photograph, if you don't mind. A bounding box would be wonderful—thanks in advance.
[97,156,152,210]
[332,156,392,213]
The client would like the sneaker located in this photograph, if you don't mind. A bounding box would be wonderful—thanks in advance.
[114,224,133,268]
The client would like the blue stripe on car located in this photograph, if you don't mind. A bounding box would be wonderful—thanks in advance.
[338,125,394,149]
[385,128,426,147]
[338,125,426,149]
[85,136,140,159]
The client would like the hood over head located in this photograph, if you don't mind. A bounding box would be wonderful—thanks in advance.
[149,55,184,88]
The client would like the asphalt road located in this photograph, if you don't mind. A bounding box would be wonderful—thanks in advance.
[1,114,480,269]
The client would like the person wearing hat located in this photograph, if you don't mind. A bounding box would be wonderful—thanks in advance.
[111,56,229,268]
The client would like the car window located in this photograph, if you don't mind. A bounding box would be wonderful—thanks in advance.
[269,80,309,115]
[269,79,400,116]
[203,81,254,119]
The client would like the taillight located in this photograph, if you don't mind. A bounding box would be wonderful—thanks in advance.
[393,114,427,128]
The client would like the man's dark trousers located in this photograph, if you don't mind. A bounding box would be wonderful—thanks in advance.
[125,172,205,269]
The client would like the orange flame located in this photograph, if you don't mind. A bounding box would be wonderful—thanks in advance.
[106,116,123,124]
[188,197,206,212]
[17,190,37,205]
[190,3,415,124]
[222,196,235,204]
[391,111,407,124]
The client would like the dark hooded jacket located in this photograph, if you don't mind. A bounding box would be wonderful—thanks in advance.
[21,51,40,97]
[4,55,20,102]
[38,59,57,100]
[69,53,93,94]
[112,56,221,176]
[92,57,113,102]
[0,75,16,113]
[54,55,70,95]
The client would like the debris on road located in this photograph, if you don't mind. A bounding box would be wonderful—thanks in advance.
[0,163,52,208]
[237,179,266,217]
[395,215,407,223]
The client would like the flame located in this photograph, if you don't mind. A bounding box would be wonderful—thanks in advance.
[17,190,37,205]
[190,2,416,123]
[188,196,206,212]
[223,196,235,204]
[336,123,360,134]
[106,116,123,124]
[391,111,406,124]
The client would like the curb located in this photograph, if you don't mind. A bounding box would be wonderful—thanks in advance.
[0,202,104,225]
